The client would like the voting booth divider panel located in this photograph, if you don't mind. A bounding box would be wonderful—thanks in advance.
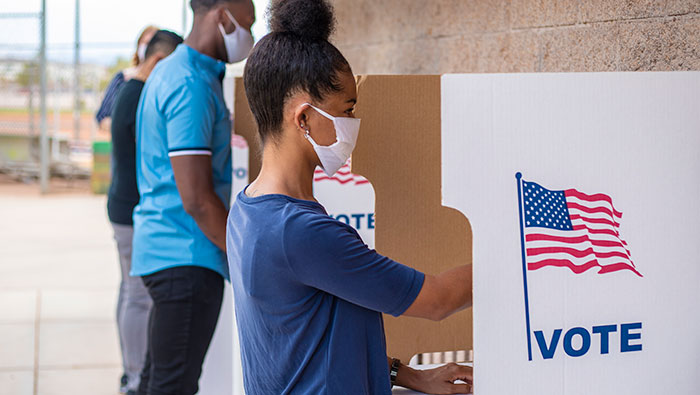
[234,72,700,393]
[441,72,700,394]
[233,75,474,364]
[352,75,473,363]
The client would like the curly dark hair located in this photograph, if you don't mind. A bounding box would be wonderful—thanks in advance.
[243,0,352,144]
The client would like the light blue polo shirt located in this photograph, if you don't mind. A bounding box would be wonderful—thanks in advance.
[132,44,231,279]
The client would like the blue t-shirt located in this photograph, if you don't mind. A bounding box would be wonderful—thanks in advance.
[132,44,232,279]
[226,189,425,394]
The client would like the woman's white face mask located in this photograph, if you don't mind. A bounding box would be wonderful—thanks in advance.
[302,103,361,177]
[137,43,147,63]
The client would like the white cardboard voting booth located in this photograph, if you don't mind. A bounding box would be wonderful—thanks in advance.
[228,72,699,395]
[442,72,700,394]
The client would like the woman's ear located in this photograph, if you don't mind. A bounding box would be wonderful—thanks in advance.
[294,104,311,133]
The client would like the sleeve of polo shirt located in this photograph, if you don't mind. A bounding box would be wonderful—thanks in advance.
[283,212,425,317]
[163,78,216,157]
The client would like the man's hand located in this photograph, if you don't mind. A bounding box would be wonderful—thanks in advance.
[397,362,473,395]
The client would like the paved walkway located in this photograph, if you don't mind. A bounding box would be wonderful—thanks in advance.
[0,181,122,395]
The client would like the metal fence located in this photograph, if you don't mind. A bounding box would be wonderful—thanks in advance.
[0,8,45,186]
[0,58,104,180]
[0,0,198,192]
[0,1,109,191]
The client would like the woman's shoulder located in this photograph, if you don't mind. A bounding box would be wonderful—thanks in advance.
[282,202,359,245]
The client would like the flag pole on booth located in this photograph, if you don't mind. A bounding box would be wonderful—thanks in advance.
[516,172,533,361]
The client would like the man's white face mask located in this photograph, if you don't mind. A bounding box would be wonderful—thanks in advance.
[218,9,254,64]
[302,103,361,177]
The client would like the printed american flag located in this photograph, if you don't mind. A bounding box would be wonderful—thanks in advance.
[314,159,370,186]
[521,179,642,277]
[231,134,249,149]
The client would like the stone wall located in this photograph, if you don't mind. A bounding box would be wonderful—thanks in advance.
[330,0,700,74]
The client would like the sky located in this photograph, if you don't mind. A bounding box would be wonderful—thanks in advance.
[0,0,271,66]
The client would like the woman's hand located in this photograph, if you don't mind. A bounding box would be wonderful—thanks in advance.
[397,362,473,394]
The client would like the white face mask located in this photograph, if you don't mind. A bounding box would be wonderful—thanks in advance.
[302,103,361,177]
[137,43,147,63]
[218,9,254,64]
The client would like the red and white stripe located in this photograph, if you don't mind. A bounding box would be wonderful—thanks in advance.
[525,189,642,277]
[231,134,249,149]
[313,160,370,186]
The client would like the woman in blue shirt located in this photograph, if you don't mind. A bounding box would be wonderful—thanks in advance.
[227,0,473,393]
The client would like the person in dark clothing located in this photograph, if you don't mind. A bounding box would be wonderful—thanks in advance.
[107,30,183,395]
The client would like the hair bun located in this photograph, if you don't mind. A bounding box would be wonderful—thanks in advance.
[268,0,336,41]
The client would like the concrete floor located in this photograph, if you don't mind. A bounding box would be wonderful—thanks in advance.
[0,180,122,395]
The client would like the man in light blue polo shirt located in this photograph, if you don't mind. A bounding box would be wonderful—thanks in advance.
[131,1,255,394]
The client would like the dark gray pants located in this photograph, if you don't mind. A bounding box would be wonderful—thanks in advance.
[113,222,153,392]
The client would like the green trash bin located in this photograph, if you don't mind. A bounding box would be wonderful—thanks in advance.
[91,141,112,194]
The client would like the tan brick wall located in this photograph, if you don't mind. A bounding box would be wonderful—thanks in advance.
[330,0,700,74]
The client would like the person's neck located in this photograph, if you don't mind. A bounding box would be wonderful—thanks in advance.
[131,61,153,82]
[184,18,221,61]
[248,141,317,202]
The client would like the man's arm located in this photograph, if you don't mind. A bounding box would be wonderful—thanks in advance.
[171,154,228,252]
[402,264,472,321]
